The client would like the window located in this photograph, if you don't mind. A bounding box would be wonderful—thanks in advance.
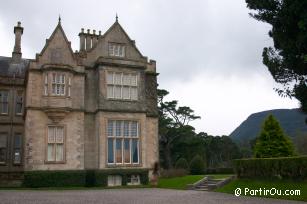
[107,120,139,165]
[68,77,71,97]
[0,90,9,114]
[107,72,138,100]
[108,43,125,57]
[107,175,122,186]
[15,91,23,115]
[47,126,64,162]
[52,73,65,96]
[0,133,7,164]
[44,74,48,96]
[13,133,22,164]
[127,175,140,185]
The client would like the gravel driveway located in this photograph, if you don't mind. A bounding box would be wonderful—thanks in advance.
[0,188,304,204]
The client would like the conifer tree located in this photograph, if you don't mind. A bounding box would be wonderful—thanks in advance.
[254,115,295,158]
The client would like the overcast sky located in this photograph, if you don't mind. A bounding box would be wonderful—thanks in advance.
[0,0,299,135]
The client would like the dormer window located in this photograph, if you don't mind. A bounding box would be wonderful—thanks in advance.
[109,43,125,57]
[52,73,66,96]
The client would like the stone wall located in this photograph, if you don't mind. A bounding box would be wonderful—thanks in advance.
[24,110,84,170]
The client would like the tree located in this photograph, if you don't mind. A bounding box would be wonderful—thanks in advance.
[254,115,296,158]
[246,0,307,113]
[175,158,189,171]
[190,155,205,175]
[158,89,200,169]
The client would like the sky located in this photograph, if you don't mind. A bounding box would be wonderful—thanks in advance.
[0,0,299,136]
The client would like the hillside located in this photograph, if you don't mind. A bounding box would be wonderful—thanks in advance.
[230,109,307,144]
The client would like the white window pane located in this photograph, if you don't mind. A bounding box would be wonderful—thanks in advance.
[115,121,122,137]
[123,121,129,137]
[114,73,121,85]
[48,127,55,143]
[109,44,114,56]
[107,85,114,98]
[107,73,113,84]
[56,127,64,143]
[122,86,129,99]
[130,121,138,137]
[121,46,125,57]
[131,87,137,100]
[130,75,137,86]
[61,85,65,95]
[107,120,114,137]
[114,86,121,99]
[47,144,54,161]
[132,139,139,163]
[122,74,130,85]
[56,144,64,161]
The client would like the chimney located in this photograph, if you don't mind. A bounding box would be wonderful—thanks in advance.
[12,21,23,63]
[92,30,98,47]
[79,28,85,51]
[86,29,91,51]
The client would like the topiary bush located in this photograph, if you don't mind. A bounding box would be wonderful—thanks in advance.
[189,155,205,175]
[175,158,189,171]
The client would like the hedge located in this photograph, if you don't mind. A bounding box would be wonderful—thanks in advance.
[234,156,307,179]
[23,168,149,187]
[205,168,234,174]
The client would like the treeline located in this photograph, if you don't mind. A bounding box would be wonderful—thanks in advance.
[158,89,241,169]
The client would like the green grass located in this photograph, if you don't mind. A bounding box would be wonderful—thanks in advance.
[157,175,204,190]
[216,179,307,202]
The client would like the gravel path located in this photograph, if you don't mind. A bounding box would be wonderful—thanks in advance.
[0,188,304,204]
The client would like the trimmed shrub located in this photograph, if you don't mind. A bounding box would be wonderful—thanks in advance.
[175,158,189,171]
[190,155,205,175]
[23,169,149,187]
[23,170,86,187]
[205,168,234,174]
[234,156,307,179]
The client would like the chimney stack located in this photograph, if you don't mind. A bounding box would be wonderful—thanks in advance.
[12,21,23,63]
[79,28,85,51]
[86,29,91,51]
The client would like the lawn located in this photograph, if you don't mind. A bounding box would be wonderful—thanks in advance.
[157,175,204,190]
[206,174,233,179]
[216,179,307,202]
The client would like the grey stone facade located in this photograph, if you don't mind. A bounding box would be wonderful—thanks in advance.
[0,19,158,178]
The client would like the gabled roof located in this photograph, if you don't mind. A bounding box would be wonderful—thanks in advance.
[37,20,75,61]
[96,20,145,58]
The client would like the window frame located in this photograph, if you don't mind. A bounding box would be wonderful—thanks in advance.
[106,71,138,101]
[0,90,9,115]
[13,132,22,165]
[0,132,8,165]
[108,43,126,58]
[51,73,66,96]
[45,125,66,164]
[15,90,23,115]
[106,119,140,166]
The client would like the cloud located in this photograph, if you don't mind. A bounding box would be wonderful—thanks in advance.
[0,0,299,135]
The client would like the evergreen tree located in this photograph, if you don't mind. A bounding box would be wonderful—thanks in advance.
[246,0,307,113]
[254,115,296,158]
[175,158,189,170]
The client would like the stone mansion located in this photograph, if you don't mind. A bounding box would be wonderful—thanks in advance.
[0,18,158,185]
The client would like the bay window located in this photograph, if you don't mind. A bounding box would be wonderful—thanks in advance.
[107,120,139,165]
[107,72,138,100]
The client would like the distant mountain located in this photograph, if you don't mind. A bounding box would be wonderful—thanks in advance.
[230,109,307,144]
